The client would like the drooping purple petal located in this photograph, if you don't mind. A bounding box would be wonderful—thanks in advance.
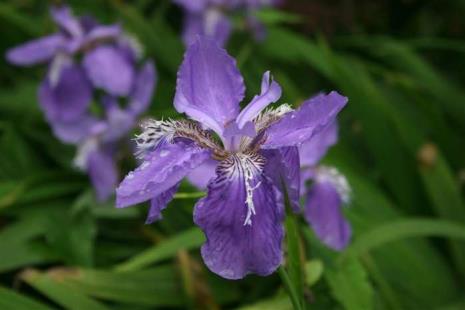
[128,61,156,116]
[262,92,347,149]
[304,181,351,251]
[236,71,282,129]
[6,34,64,66]
[300,121,338,167]
[51,116,104,144]
[263,147,301,213]
[83,46,134,96]
[186,158,218,190]
[146,183,180,224]
[174,37,245,136]
[50,6,83,38]
[116,142,211,208]
[38,63,92,122]
[87,147,118,201]
[100,96,136,143]
[194,154,284,279]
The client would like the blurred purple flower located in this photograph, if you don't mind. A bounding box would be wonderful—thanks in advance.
[174,0,282,47]
[116,37,347,279]
[5,5,156,201]
[299,122,352,251]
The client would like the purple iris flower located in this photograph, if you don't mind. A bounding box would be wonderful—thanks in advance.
[6,5,142,124]
[174,0,282,47]
[299,122,352,251]
[6,5,156,201]
[116,37,347,279]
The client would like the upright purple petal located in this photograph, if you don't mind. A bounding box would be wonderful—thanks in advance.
[203,9,232,47]
[174,37,245,136]
[50,6,83,38]
[146,184,180,224]
[186,159,218,190]
[84,24,122,43]
[128,61,156,116]
[174,0,209,13]
[263,147,301,213]
[262,92,347,149]
[194,154,284,279]
[6,34,64,66]
[304,181,351,251]
[83,46,134,96]
[182,13,204,47]
[116,142,211,208]
[87,148,118,201]
[236,71,282,129]
[38,63,92,122]
[300,122,338,167]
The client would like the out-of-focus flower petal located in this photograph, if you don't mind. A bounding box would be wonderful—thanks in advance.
[51,116,103,144]
[300,122,338,167]
[87,147,118,201]
[84,24,122,43]
[146,184,180,224]
[128,61,156,116]
[174,37,245,136]
[174,0,209,13]
[236,71,282,129]
[6,34,64,66]
[304,180,351,251]
[100,96,135,143]
[116,142,210,208]
[204,8,232,47]
[186,158,218,190]
[83,46,134,96]
[263,147,301,213]
[182,13,204,47]
[38,63,92,122]
[50,6,83,38]
[194,154,284,279]
[262,92,347,149]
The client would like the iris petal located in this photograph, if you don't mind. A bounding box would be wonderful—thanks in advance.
[6,34,64,66]
[262,92,347,149]
[174,37,245,136]
[304,180,351,251]
[116,142,210,208]
[194,153,284,279]
[146,184,180,224]
[299,122,338,167]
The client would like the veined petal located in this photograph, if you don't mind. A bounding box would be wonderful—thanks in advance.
[116,142,211,208]
[174,37,245,136]
[128,61,156,116]
[50,6,83,38]
[6,34,64,66]
[299,121,338,167]
[262,92,347,149]
[304,180,351,251]
[186,158,218,190]
[194,153,284,279]
[87,147,118,202]
[263,147,301,213]
[146,184,180,224]
[38,63,92,122]
[236,71,282,129]
[83,46,134,96]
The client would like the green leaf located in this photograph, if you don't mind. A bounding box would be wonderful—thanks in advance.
[239,293,292,310]
[38,266,186,307]
[114,227,204,272]
[342,218,465,260]
[305,260,324,287]
[0,286,52,310]
[325,256,374,310]
[21,270,109,310]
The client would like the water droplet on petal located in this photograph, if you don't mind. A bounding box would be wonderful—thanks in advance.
[160,150,170,157]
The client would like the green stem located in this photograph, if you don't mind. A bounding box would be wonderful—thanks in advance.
[279,267,303,310]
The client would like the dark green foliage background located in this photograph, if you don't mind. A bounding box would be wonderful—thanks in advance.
[1,0,465,309]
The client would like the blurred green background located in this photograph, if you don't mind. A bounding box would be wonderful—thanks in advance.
[1,0,465,309]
